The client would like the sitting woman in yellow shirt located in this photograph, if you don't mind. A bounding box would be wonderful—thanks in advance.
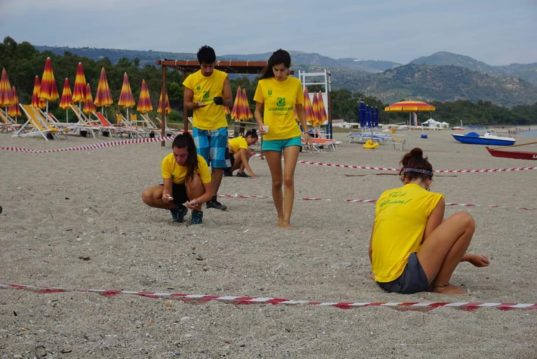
[141,133,213,224]
[369,148,489,294]
[227,129,259,178]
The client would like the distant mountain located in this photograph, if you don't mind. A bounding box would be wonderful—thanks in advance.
[331,64,537,107]
[33,45,537,106]
[411,51,537,86]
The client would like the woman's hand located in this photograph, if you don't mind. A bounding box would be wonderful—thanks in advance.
[185,198,199,210]
[162,193,174,204]
[302,131,311,143]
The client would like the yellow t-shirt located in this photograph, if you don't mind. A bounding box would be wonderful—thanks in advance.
[228,136,249,153]
[161,153,212,184]
[183,69,228,130]
[371,183,443,283]
[253,76,304,140]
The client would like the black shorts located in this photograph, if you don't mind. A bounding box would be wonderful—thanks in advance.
[377,253,430,294]
[161,183,188,205]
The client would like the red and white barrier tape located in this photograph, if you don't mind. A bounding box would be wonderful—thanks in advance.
[1,282,535,312]
[219,193,536,212]
[0,136,174,154]
[297,159,537,174]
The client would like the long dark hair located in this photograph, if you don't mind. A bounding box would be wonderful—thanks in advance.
[260,49,291,79]
[172,132,198,181]
[399,147,433,181]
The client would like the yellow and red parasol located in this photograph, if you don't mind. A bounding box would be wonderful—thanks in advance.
[303,88,315,126]
[7,86,21,119]
[31,76,46,109]
[39,57,59,112]
[157,89,171,115]
[384,100,435,126]
[0,68,15,112]
[83,84,96,114]
[72,62,87,105]
[136,79,153,113]
[242,88,253,119]
[59,78,73,122]
[118,72,135,120]
[94,67,113,112]
[230,86,241,120]
[316,92,327,125]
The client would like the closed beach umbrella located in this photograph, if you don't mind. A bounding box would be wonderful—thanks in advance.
[136,79,153,113]
[7,86,21,119]
[94,67,113,112]
[311,91,321,127]
[0,67,15,110]
[118,72,135,121]
[242,88,253,119]
[83,84,96,114]
[157,89,171,115]
[384,100,435,126]
[59,78,73,122]
[230,86,241,121]
[72,62,87,104]
[39,57,59,113]
[303,88,315,126]
[31,76,46,109]
[317,92,327,125]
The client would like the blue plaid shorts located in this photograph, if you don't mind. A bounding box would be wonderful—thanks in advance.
[192,127,231,169]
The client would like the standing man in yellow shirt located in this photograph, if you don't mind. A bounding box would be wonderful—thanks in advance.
[183,45,233,211]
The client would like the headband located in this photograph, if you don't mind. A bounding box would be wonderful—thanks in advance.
[401,167,433,176]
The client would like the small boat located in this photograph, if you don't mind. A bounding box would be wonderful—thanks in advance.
[486,146,537,160]
[452,131,516,146]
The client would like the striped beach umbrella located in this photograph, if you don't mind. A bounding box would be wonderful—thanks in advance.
[7,86,21,119]
[0,67,14,110]
[83,84,96,114]
[303,88,315,126]
[136,79,153,113]
[242,88,253,119]
[39,57,59,112]
[72,62,87,104]
[118,72,135,121]
[31,76,46,109]
[59,78,73,122]
[157,89,171,115]
[311,91,321,127]
[317,92,327,125]
[230,86,241,121]
[94,67,113,112]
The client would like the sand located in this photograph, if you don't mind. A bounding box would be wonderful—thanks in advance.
[1,129,536,358]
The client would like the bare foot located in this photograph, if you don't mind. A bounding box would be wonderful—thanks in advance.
[462,254,490,267]
[433,284,467,295]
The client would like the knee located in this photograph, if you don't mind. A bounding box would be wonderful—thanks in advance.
[283,177,294,188]
[272,178,283,189]
[141,190,152,204]
[455,211,476,231]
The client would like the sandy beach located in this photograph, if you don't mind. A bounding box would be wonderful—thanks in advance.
[1,129,536,358]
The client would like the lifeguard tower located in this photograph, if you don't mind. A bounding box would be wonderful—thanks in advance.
[297,69,332,139]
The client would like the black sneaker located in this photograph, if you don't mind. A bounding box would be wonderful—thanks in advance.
[206,199,227,211]
[170,205,188,222]
[236,171,249,178]
[191,210,203,224]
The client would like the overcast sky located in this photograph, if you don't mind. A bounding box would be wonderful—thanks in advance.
[1,0,536,65]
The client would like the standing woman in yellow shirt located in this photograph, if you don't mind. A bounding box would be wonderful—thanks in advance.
[369,148,489,294]
[141,133,213,225]
[254,49,310,227]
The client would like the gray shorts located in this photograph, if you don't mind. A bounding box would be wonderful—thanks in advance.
[377,253,430,294]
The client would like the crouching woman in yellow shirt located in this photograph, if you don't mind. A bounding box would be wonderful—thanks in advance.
[141,133,213,224]
[369,148,489,294]
[227,129,259,178]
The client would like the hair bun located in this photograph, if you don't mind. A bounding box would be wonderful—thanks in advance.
[409,147,423,159]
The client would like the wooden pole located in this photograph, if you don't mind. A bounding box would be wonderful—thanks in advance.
[160,65,167,146]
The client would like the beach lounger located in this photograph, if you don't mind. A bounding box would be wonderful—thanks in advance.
[15,104,61,140]
[0,108,21,132]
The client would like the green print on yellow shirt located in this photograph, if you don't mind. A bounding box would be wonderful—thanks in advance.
[202,90,210,101]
